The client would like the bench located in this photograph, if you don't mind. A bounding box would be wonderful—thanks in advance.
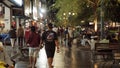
[94,43,113,61]
[94,43,120,62]
[109,43,120,52]
[109,43,120,64]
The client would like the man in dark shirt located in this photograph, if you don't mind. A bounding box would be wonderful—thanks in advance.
[41,23,59,68]
[9,26,16,48]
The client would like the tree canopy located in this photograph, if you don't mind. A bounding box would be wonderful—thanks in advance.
[49,0,120,26]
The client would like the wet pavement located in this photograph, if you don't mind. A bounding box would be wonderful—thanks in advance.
[4,44,120,68]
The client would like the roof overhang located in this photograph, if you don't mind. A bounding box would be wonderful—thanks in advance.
[0,0,16,8]
[0,0,24,16]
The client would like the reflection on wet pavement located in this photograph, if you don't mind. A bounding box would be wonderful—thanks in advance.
[52,46,93,68]
[5,45,120,68]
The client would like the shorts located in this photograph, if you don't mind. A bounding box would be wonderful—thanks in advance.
[29,47,39,57]
[45,46,55,58]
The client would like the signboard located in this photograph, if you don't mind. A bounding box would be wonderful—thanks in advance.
[12,8,24,16]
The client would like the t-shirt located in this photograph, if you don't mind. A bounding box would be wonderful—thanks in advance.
[25,29,30,41]
[17,27,24,37]
[27,32,40,47]
[9,29,16,38]
[42,30,58,49]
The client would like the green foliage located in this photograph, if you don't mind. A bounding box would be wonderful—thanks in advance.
[104,0,120,22]
[50,0,120,26]
[53,0,95,25]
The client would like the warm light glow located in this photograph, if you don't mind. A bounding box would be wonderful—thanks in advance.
[94,18,97,32]
[94,63,98,68]
[72,13,75,15]
[69,12,71,15]
[89,22,94,25]
[113,22,115,27]
[106,25,108,27]
[0,20,4,24]
[63,13,66,15]
[40,23,43,25]
[81,20,85,23]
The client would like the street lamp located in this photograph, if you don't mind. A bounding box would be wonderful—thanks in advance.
[63,13,67,26]
[63,12,76,26]
[100,0,104,40]
[69,12,71,15]
[72,13,75,15]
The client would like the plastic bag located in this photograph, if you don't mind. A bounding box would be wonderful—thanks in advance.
[35,46,49,68]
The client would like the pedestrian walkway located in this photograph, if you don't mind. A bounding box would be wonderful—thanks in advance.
[13,45,93,68]
[4,43,120,68]
[15,61,28,68]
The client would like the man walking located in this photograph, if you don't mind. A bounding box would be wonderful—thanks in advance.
[27,26,41,68]
[41,23,59,68]
[17,24,24,48]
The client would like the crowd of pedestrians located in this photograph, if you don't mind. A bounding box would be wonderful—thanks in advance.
[0,22,60,68]
[0,21,120,68]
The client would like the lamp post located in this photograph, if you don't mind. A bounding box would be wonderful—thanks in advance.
[100,0,104,40]
[63,13,67,26]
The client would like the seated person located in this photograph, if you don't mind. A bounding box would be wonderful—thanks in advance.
[99,39,109,43]
[99,36,109,43]
[109,34,119,43]
[87,36,97,50]
[0,42,14,68]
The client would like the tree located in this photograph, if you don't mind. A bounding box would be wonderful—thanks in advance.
[53,0,94,26]
[104,0,120,22]
[50,0,120,26]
